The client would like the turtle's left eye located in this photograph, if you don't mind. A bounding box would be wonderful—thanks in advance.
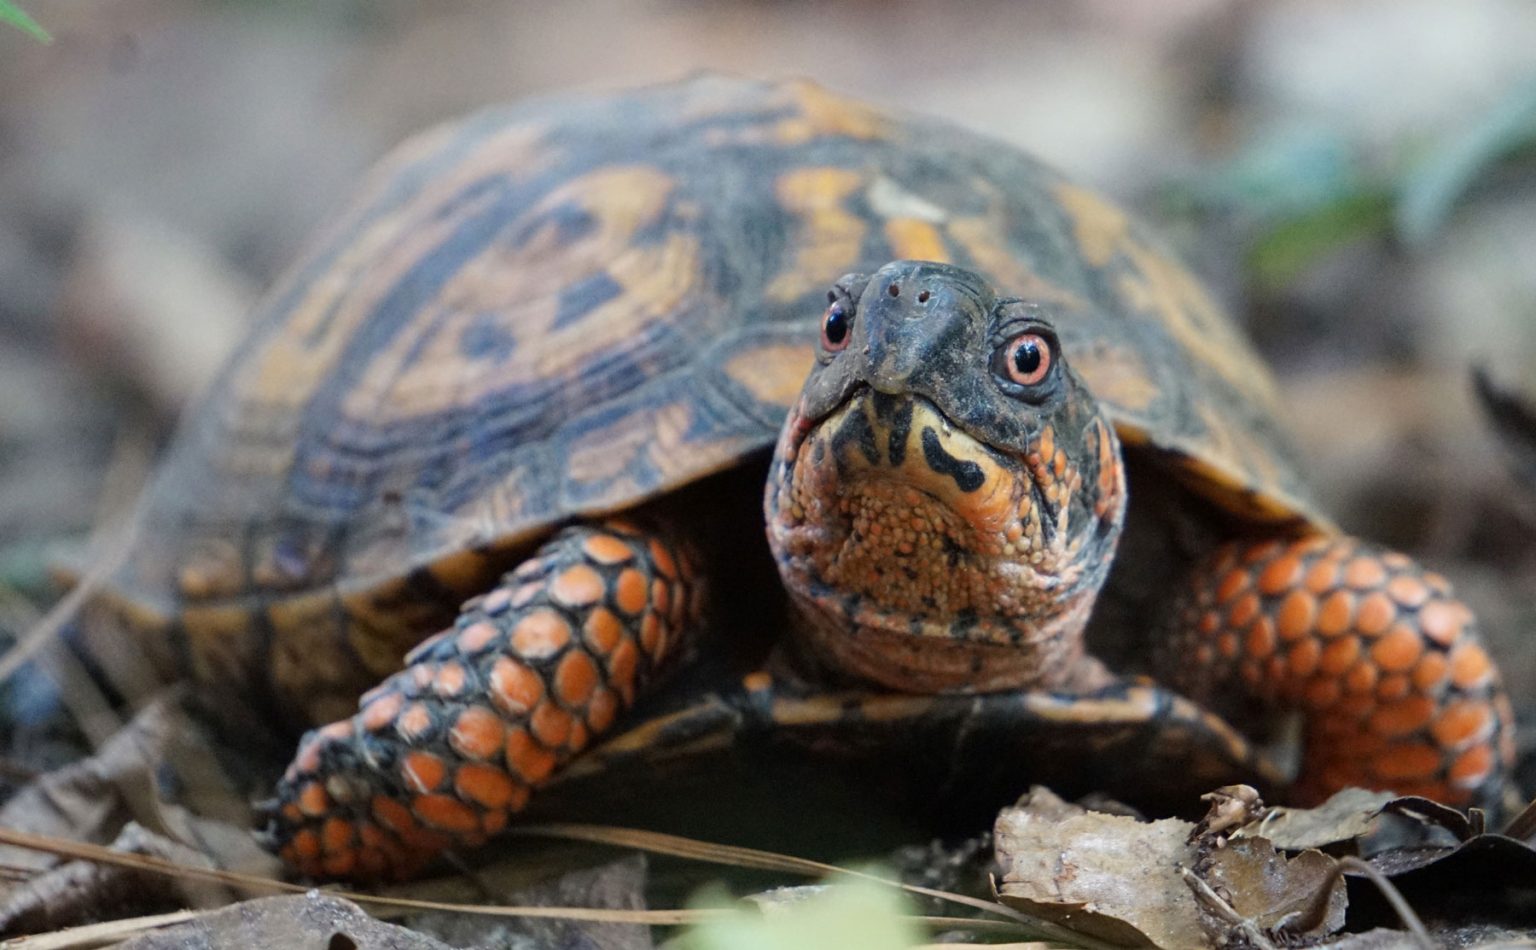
[821,301,851,351]
[997,332,1052,386]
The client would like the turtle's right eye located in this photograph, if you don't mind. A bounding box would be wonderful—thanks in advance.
[821,301,851,351]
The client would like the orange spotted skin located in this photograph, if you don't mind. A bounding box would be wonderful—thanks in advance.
[263,521,700,880]
[1163,536,1514,808]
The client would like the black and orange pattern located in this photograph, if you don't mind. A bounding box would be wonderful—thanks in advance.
[263,521,700,880]
[1163,536,1513,808]
[766,263,1127,695]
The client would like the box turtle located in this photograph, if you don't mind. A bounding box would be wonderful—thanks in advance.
[80,76,1514,881]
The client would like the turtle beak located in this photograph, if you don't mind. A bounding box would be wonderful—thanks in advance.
[858,289,979,403]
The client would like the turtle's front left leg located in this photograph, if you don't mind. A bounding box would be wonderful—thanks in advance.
[261,519,702,880]
[1161,534,1514,809]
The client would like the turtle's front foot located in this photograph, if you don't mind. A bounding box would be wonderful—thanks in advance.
[259,520,702,880]
[1161,534,1514,810]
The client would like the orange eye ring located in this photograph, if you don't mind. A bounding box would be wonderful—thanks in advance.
[1003,333,1051,386]
[821,301,851,351]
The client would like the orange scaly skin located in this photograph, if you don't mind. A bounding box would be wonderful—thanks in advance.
[263,522,701,880]
[1163,535,1514,808]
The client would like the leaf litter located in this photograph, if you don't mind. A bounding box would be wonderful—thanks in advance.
[4,761,1536,947]
[996,783,1536,948]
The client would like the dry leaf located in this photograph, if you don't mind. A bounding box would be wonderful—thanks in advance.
[116,893,455,950]
[0,822,219,935]
[0,697,281,934]
[995,788,1205,949]
[0,699,183,873]
[995,787,1350,949]
[399,855,653,950]
[1241,787,1397,851]
[1200,838,1345,937]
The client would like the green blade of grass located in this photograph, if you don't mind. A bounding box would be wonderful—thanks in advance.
[0,0,51,43]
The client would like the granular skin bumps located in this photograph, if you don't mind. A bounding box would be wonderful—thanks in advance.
[263,521,700,881]
[1163,535,1513,808]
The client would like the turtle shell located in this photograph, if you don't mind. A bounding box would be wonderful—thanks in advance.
[98,75,1324,727]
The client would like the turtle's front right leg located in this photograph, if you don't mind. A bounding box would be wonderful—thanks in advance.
[262,520,702,880]
[1159,535,1513,809]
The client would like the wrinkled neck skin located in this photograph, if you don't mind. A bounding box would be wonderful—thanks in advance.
[762,260,1130,694]
[765,387,1126,694]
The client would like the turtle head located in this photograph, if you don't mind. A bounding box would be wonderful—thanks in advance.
[765,261,1126,692]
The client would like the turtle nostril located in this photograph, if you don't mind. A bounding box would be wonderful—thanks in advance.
[887,283,900,297]
[917,290,930,303]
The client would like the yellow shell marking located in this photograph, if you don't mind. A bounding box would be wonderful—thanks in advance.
[722,341,818,411]
[213,123,557,500]
[340,166,693,424]
[1070,339,1162,416]
[768,167,868,303]
[181,603,259,686]
[773,80,889,145]
[234,122,554,421]
[1053,181,1281,414]
[883,218,950,262]
[944,178,1084,309]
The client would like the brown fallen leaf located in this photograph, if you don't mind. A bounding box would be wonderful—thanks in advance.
[116,893,457,950]
[0,698,183,874]
[995,787,1206,949]
[1198,838,1345,937]
[994,787,1347,950]
[0,696,281,934]
[0,822,220,935]
[397,855,654,950]
[1217,787,1536,937]
[1240,787,1397,851]
[1353,799,1536,931]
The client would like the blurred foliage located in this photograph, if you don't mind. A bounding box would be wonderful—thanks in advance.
[1397,79,1536,246]
[0,0,49,42]
[1171,82,1536,290]
[0,541,52,602]
[210,0,414,31]
[676,876,922,950]
[1249,189,1396,290]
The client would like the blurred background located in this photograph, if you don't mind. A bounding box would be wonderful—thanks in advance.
[1,0,1534,783]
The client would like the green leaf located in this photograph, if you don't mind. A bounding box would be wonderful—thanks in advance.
[678,876,923,950]
[0,0,51,43]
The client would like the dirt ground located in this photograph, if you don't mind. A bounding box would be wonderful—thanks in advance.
[1,0,1535,944]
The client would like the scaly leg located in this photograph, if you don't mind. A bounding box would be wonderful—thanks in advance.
[1162,535,1514,808]
[260,520,703,880]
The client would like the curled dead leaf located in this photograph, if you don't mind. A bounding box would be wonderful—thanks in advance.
[993,787,1346,950]
[1240,787,1397,851]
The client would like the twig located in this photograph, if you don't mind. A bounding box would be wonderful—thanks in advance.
[1337,856,1433,950]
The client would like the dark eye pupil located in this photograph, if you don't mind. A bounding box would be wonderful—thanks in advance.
[1012,340,1041,375]
[824,304,848,344]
